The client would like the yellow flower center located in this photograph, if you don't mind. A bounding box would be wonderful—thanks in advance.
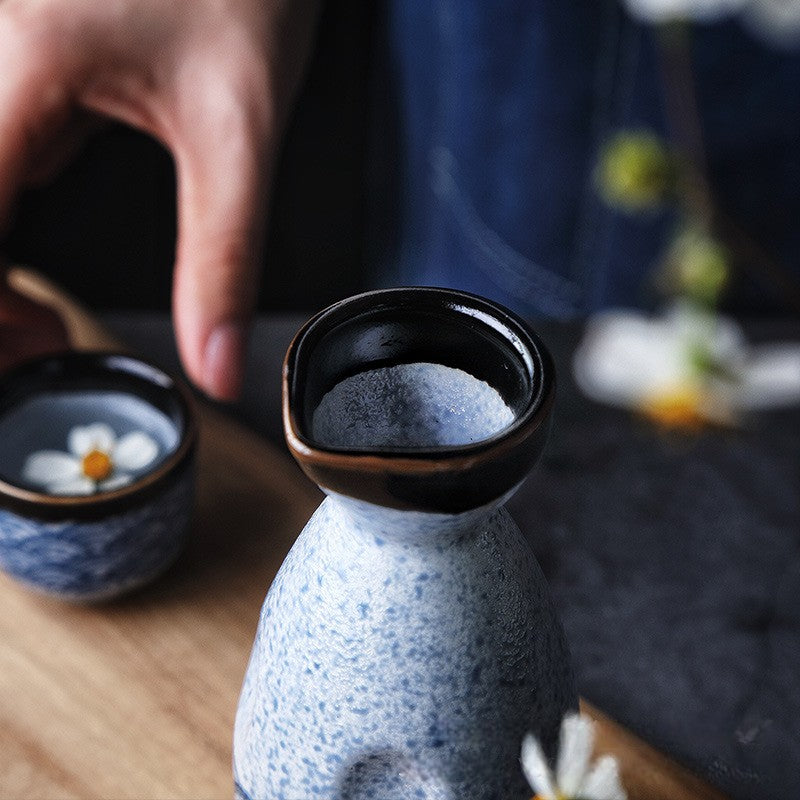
[82,449,113,481]
[638,386,707,430]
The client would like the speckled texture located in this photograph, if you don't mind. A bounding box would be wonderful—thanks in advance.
[311,363,514,449]
[0,471,193,600]
[234,495,575,799]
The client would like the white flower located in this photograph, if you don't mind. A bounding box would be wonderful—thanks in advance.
[620,0,746,24]
[620,0,800,47]
[573,301,800,428]
[521,713,627,800]
[22,423,159,496]
[742,0,800,47]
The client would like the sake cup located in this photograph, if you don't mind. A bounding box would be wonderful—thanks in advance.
[0,352,197,600]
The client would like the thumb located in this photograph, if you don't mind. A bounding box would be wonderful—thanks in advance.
[171,91,274,402]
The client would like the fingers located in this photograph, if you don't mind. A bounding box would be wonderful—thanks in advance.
[0,0,317,402]
[0,9,74,228]
[170,77,275,401]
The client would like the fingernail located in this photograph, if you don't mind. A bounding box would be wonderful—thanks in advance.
[203,322,246,401]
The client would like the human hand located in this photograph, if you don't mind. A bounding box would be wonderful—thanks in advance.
[0,0,321,399]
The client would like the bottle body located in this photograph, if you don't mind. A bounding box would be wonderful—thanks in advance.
[233,495,575,800]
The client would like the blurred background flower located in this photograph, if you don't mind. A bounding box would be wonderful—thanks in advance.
[584,0,800,430]
[573,301,800,428]
[659,227,730,307]
[621,0,746,24]
[742,0,800,46]
[620,0,800,46]
[595,132,676,213]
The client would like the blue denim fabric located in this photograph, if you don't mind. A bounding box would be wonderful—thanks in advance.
[367,1,800,317]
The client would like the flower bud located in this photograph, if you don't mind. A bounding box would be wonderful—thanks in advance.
[596,131,674,211]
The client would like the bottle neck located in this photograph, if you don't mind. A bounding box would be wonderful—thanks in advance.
[326,491,504,546]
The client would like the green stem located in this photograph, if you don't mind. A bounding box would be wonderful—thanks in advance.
[656,21,713,227]
[655,20,800,313]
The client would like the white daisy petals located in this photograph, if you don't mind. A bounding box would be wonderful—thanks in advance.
[68,423,116,457]
[579,754,627,800]
[736,344,800,410]
[98,473,135,492]
[23,422,160,496]
[556,714,596,796]
[622,1,800,57]
[573,302,800,424]
[573,311,691,408]
[48,477,96,496]
[522,715,628,800]
[521,733,557,800]
[739,0,800,47]
[621,0,746,23]
[113,431,159,471]
[23,451,81,485]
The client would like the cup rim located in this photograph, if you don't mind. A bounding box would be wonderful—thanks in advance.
[0,350,197,520]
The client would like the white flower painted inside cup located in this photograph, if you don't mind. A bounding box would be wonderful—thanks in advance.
[521,713,627,800]
[22,423,159,495]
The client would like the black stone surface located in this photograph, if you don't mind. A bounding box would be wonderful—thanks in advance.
[107,313,800,800]
[510,321,800,800]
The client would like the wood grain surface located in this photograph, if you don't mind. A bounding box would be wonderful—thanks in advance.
[1,269,727,800]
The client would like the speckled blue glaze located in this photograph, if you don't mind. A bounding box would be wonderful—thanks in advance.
[233,493,575,799]
[0,470,193,600]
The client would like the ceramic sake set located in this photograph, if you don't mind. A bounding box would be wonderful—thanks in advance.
[0,352,196,600]
[234,288,576,799]
[0,288,574,795]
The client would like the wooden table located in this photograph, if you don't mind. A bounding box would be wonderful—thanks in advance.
[0,269,727,800]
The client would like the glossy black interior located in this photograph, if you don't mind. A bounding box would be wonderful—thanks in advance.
[292,288,545,454]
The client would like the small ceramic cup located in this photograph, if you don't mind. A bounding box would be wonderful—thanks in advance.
[0,352,197,600]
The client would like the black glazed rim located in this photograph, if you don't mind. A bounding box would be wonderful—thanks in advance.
[283,287,556,512]
[0,351,197,521]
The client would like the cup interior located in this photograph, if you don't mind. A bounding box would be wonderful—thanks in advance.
[0,353,191,497]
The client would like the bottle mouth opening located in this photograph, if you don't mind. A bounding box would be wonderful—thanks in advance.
[310,361,516,451]
[282,287,555,513]
[286,287,546,458]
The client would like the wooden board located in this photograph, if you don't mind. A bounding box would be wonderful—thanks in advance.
[1,268,727,800]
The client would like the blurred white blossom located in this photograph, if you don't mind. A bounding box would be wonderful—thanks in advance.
[621,0,746,23]
[621,0,800,46]
[573,301,800,428]
[742,0,800,46]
